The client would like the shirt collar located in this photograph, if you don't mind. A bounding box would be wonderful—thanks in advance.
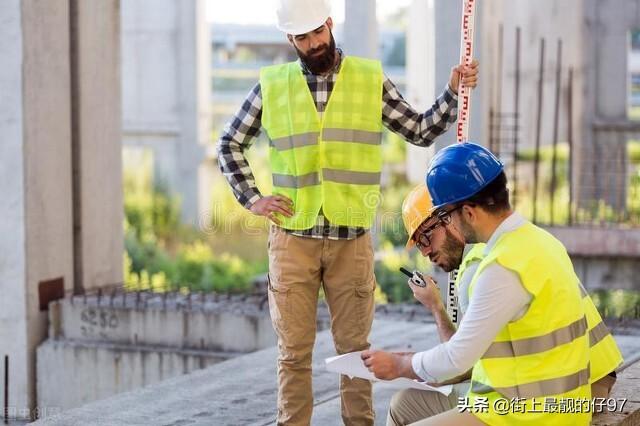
[299,48,344,76]
[483,211,526,255]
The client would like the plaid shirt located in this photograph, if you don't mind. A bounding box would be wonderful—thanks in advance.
[216,50,458,240]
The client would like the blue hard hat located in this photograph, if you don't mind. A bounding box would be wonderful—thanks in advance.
[426,143,504,209]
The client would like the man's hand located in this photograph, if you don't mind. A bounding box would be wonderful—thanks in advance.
[408,274,444,312]
[249,195,294,225]
[361,350,419,381]
[449,59,479,94]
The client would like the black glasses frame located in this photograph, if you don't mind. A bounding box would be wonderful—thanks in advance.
[413,205,464,250]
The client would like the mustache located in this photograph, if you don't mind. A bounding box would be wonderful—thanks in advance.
[307,44,329,56]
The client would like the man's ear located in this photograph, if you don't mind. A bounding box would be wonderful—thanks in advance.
[286,34,294,46]
[462,204,476,224]
[326,17,333,31]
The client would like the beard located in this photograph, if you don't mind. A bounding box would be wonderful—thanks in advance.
[432,227,465,273]
[458,213,479,244]
[294,31,337,75]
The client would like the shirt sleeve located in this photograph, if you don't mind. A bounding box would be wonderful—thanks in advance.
[411,263,532,382]
[381,75,458,146]
[215,82,264,209]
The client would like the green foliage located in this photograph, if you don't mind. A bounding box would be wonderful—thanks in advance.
[516,143,569,162]
[374,242,431,303]
[122,147,268,293]
[589,289,640,319]
[629,140,640,164]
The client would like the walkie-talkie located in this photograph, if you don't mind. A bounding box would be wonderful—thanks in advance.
[399,267,427,288]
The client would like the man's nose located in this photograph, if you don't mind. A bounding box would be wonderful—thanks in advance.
[309,34,322,50]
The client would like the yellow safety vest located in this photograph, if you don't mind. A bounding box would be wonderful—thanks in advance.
[260,56,383,229]
[467,222,591,425]
[454,244,486,290]
[465,243,623,387]
[577,282,623,382]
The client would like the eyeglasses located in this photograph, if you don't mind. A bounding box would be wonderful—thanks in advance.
[413,205,463,250]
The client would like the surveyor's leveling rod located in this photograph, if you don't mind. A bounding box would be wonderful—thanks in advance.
[447,0,477,326]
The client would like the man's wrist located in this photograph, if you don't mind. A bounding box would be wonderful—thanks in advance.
[243,191,263,210]
[398,353,420,380]
[446,83,459,98]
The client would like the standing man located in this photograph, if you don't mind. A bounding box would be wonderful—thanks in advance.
[381,182,622,425]
[363,143,594,425]
[216,0,479,423]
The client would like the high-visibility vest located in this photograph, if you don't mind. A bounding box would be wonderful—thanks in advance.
[467,222,591,425]
[464,243,623,386]
[577,282,623,382]
[455,244,485,289]
[260,56,383,229]
[454,244,485,317]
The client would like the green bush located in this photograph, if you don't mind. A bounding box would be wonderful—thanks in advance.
[589,289,640,319]
[122,147,267,294]
[374,242,431,303]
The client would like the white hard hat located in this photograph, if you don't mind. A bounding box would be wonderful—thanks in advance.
[276,0,331,35]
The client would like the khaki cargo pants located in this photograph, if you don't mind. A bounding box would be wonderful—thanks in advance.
[268,225,376,425]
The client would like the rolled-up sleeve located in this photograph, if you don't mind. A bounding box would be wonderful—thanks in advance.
[411,263,532,383]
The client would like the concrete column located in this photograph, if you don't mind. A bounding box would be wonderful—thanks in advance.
[577,0,639,211]
[405,0,435,183]
[405,0,486,182]
[0,0,74,417]
[72,0,124,293]
[121,0,210,226]
[0,0,123,417]
[343,0,378,59]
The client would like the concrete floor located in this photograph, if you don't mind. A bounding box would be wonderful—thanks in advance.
[31,319,640,426]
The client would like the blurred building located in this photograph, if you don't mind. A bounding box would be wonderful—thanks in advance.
[121,0,212,226]
[210,23,407,135]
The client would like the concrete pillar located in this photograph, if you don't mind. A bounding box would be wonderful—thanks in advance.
[343,0,378,59]
[0,0,122,418]
[405,0,486,182]
[121,0,211,226]
[72,0,124,293]
[0,0,74,418]
[577,0,639,211]
[405,0,436,183]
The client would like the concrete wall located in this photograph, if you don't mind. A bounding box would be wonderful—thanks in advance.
[37,340,230,412]
[37,294,331,411]
[121,0,211,226]
[545,226,640,290]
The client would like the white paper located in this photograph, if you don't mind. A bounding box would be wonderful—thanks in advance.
[325,351,453,396]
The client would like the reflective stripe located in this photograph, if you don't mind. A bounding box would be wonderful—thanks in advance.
[270,132,319,151]
[578,283,588,297]
[589,321,611,347]
[482,316,588,359]
[322,169,381,185]
[322,128,382,145]
[272,172,320,188]
[471,365,590,399]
